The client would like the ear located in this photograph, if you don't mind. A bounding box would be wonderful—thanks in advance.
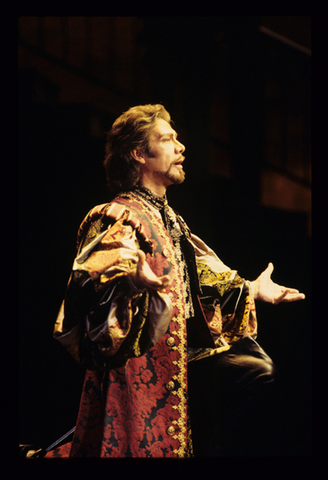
[131,149,146,164]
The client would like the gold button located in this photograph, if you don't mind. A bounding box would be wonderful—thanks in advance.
[162,248,169,257]
[167,426,175,435]
[166,381,175,391]
[166,336,175,347]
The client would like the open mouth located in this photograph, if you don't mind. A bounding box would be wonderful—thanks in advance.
[174,156,185,166]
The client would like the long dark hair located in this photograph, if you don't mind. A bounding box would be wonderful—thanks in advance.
[103,104,171,195]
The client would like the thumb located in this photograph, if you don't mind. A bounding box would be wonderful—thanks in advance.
[137,249,146,265]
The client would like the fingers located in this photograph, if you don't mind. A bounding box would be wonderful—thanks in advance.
[156,268,176,291]
[274,288,306,304]
[280,291,306,302]
[135,250,175,291]
[284,288,302,294]
[272,289,289,304]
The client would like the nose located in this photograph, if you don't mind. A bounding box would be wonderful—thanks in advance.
[175,138,185,154]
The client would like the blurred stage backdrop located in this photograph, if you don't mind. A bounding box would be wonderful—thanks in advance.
[19,16,311,455]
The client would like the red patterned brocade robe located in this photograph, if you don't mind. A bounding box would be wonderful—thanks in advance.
[45,190,257,458]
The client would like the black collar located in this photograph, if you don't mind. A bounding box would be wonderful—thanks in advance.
[133,184,168,211]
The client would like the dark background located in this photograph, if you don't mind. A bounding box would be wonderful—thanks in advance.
[19,16,311,455]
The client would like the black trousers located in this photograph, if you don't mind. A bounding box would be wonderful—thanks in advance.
[188,336,282,456]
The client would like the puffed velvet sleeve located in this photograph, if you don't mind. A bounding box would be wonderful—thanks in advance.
[190,233,257,345]
[53,210,172,367]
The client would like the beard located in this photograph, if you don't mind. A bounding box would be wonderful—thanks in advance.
[154,161,186,186]
[164,165,185,184]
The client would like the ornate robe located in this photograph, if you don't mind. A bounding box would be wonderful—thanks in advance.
[45,188,257,458]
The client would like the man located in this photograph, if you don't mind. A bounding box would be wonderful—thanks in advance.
[45,104,304,458]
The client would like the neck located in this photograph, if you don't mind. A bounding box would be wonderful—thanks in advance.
[139,179,167,198]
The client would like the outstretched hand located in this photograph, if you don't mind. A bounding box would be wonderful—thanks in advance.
[131,250,175,292]
[250,262,305,304]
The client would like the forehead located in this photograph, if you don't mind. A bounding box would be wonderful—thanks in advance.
[150,118,176,139]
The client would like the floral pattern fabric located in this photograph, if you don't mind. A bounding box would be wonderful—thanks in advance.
[45,190,257,458]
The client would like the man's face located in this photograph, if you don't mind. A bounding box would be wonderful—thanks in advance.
[141,118,186,188]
